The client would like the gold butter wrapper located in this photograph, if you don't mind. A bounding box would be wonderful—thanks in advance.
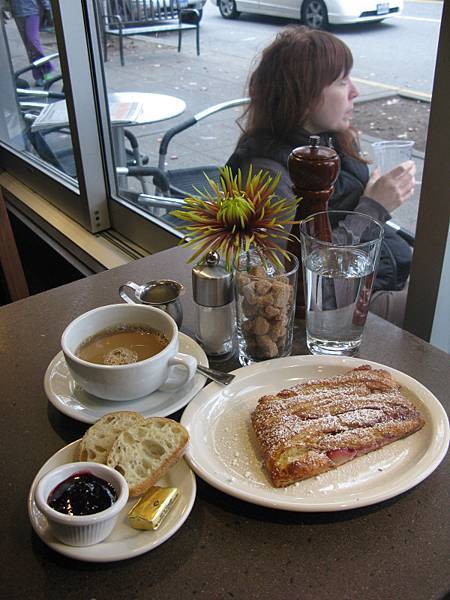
[128,486,179,530]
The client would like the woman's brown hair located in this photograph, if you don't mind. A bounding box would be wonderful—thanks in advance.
[239,25,363,161]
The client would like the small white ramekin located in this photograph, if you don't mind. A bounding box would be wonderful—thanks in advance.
[34,462,129,546]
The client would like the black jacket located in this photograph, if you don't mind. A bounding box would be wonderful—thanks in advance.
[227,130,411,292]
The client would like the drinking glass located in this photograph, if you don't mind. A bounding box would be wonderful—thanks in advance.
[371,140,415,175]
[299,211,384,355]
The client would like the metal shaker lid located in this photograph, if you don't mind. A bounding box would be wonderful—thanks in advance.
[192,251,234,307]
[290,135,339,161]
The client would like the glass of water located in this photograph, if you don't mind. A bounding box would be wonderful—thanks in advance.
[299,211,384,355]
[371,140,415,175]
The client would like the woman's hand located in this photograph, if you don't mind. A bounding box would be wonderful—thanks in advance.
[364,160,416,213]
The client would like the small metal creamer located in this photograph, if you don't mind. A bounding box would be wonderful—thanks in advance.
[119,280,184,328]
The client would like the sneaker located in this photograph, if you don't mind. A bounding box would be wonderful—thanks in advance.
[35,73,55,88]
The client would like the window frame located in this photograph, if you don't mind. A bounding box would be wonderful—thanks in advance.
[404,1,450,351]
[0,0,181,253]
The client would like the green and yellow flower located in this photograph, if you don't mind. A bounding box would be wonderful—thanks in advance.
[171,166,300,270]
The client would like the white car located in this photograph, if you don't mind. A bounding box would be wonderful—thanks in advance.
[212,0,404,28]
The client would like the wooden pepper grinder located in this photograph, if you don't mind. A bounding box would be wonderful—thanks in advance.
[287,135,340,316]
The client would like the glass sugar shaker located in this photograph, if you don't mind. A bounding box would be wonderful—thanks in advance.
[192,251,235,358]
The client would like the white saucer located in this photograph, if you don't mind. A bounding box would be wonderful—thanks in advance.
[28,440,196,562]
[44,333,208,423]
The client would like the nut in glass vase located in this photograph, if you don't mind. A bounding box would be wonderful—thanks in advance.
[235,251,299,365]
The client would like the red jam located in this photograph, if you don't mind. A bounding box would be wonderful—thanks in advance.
[48,471,117,516]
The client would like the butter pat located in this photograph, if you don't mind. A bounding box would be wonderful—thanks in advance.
[128,486,179,530]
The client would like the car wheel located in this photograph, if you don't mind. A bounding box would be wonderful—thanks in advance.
[218,0,240,20]
[301,0,329,29]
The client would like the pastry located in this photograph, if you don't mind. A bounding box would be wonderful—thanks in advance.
[251,365,425,488]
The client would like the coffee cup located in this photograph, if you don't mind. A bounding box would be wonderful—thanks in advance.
[61,304,197,401]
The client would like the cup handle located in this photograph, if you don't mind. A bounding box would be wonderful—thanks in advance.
[119,281,140,304]
[158,352,197,391]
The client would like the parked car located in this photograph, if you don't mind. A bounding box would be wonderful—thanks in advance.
[211,0,404,28]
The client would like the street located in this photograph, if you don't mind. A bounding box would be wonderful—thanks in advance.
[199,0,442,99]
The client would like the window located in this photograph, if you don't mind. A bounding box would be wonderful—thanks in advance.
[0,0,448,349]
[1,1,109,232]
[0,0,182,249]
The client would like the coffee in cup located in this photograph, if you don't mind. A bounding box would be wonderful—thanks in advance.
[61,304,197,401]
[75,325,169,365]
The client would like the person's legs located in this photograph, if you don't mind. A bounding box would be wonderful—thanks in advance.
[13,16,32,61]
[20,14,53,82]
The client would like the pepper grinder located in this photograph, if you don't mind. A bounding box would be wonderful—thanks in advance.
[192,251,235,358]
[286,135,341,316]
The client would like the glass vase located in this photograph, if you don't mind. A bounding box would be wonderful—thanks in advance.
[235,250,299,366]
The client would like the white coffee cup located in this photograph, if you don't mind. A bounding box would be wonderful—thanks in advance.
[61,304,197,401]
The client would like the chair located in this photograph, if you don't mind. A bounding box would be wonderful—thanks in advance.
[154,97,250,196]
[155,99,416,245]
[14,53,61,90]
[13,51,153,183]
[99,0,201,66]
[108,98,251,223]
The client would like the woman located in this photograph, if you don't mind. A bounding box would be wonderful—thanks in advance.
[227,26,415,325]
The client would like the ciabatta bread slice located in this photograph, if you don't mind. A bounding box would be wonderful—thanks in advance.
[252,365,425,488]
[106,417,189,496]
[79,411,146,463]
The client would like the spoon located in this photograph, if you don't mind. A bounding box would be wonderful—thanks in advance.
[196,364,235,386]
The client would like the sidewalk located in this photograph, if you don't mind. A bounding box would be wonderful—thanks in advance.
[5,9,424,233]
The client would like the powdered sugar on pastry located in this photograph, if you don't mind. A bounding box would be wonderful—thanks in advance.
[251,365,425,488]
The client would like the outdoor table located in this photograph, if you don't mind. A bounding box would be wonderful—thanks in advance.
[109,92,186,189]
[1,245,449,600]
[29,92,186,190]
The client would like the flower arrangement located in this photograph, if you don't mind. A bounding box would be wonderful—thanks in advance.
[171,166,300,270]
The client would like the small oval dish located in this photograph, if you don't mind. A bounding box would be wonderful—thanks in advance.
[34,462,128,546]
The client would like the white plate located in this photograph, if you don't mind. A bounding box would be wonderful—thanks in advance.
[28,440,196,562]
[44,333,208,423]
[181,355,449,512]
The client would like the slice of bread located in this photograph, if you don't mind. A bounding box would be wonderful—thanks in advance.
[79,411,146,463]
[106,417,189,496]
